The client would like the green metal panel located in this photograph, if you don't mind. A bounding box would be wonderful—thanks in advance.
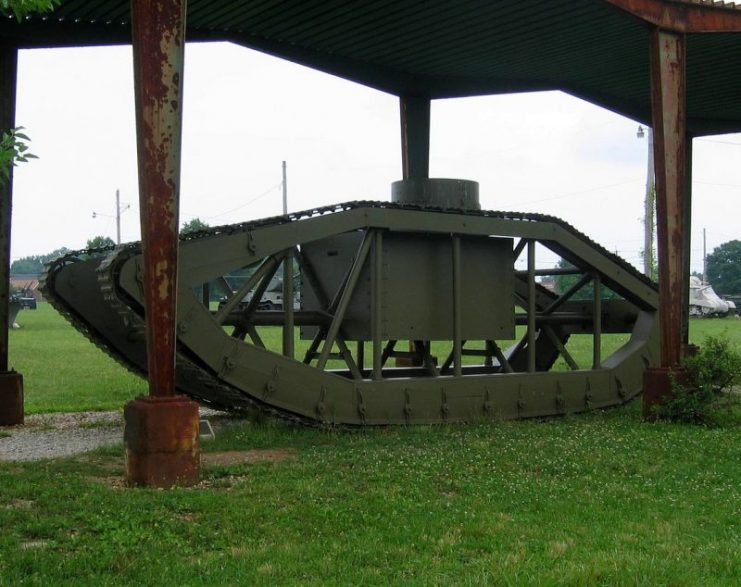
[299,231,513,341]
[379,233,514,341]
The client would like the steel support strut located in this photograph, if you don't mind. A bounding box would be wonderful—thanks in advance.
[131,0,186,397]
[650,29,686,368]
[126,0,199,487]
[400,96,431,180]
[681,136,693,348]
[0,43,23,427]
[644,28,687,417]
[399,95,431,367]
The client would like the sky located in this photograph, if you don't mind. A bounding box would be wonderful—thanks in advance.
[10,41,741,274]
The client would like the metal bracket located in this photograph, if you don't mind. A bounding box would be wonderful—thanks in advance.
[316,386,327,418]
[555,382,566,412]
[615,377,626,400]
[483,387,492,415]
[246,231,257,254]
[584,379,593,410]
[264,366,280,399]
[404,389,413,422]
[218,345,239,378]
[356,387,366,422]
[516,386,525,416]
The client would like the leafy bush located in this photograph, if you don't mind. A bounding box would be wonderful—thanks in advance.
[655,336,741,425]
[0,127,37,185]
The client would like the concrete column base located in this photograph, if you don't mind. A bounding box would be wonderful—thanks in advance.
[0,370,23,426]
[642,366,689,421]
[124,395,200,488]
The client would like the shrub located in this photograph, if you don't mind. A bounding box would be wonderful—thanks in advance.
[654,336,741,425]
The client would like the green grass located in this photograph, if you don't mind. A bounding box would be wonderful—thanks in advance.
[0,404,739,585]
[9,303,147,414]
[2,305,740,584]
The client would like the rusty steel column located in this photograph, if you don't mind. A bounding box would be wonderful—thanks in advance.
[681,134,693,348]
[124,0,199,487]
[643,28,688,418]
[0,43,23,427]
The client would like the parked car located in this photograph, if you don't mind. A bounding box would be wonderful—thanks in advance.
[10,294,37,310]
[217,277,299,312]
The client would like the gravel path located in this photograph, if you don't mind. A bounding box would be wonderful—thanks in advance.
[0,409,226,462]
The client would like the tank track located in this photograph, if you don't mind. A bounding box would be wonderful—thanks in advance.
[41,200,657,427]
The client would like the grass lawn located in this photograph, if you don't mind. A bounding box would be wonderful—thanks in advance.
[0,403,739,584]
[8,303,147,414]
[1,303,739,584]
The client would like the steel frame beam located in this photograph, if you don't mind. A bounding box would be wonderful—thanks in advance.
[215,254,283,324]
[0,44,17,373]
[606,0,741,33]
[316,232,373,371]
[650,28,687,368]
[527,240,537,373]
[282,248,294,359]
[0,42,24,427]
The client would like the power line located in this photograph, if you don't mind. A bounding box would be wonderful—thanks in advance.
[696,137,741,147]
[187,182,283,222]
[500,178,641,207]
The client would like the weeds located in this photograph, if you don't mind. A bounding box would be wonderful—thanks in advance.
[655,335,741,425]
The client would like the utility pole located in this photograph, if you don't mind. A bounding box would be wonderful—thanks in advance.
[703,228,707,283]
[93,189,130,245]
[281,160,294,358]
[638,125,655,278]
[281,160,288,215]
[115,189,122,245]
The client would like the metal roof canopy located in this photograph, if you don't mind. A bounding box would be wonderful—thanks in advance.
[3,0,741,135]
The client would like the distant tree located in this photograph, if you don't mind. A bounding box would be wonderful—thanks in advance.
[553,258,620,300]
[10,246,70,275]
[181,217,209,235]
[86,235,116,250]
[706,240,741,295]
[9,257,42,275]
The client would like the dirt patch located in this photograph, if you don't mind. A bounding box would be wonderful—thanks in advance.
[4,499,34,510]
[20,540,49,551]
[203,449,297,467]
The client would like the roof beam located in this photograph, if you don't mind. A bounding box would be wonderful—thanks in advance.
[605,0,741,32]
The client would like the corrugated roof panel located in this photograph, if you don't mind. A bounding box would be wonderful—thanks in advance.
[2,0,741,133]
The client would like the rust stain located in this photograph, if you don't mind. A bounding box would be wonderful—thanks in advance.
[131,0,186,397]
[605,0,741,33]
[649,28,687,368]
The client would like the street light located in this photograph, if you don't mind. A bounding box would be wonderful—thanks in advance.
[637,125,655,278]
